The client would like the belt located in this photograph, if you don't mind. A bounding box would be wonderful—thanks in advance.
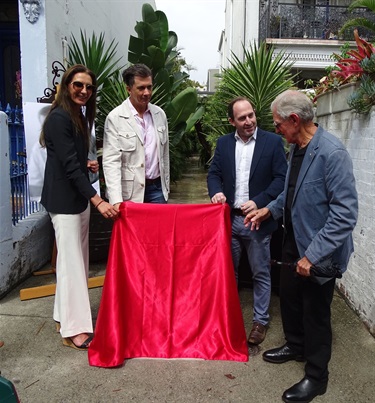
[232,208,245,216]
[145,177,161,186]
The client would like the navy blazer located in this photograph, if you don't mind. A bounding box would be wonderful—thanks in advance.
[207,128,287,235]
[41,107,96,214]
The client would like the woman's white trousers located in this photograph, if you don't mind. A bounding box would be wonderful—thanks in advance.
[50,205,93,337]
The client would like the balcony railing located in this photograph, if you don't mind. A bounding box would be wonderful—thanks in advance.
[2,103,41,225]
[260,3,375,42]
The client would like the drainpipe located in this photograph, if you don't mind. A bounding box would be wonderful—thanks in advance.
[62,37,68,69]
[244,0,247,56]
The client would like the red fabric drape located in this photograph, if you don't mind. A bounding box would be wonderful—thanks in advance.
[88,202,248,367]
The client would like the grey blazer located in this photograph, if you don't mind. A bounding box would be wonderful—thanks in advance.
[268,126,358,273]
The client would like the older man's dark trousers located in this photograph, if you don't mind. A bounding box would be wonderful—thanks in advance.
[279,262,336,382]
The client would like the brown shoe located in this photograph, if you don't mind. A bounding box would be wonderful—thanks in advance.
[0,340,4,348]
[247,322,267,345]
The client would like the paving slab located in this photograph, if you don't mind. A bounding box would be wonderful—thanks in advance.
[0,264,374,402]
[1,157,374,402]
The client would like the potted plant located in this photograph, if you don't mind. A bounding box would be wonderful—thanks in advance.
[315,29,375,115]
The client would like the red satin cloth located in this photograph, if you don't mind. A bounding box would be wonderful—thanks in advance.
[88,202,248,367]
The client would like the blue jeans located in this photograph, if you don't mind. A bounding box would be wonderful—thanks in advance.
[143,178,167,204]
[231,215,271,325]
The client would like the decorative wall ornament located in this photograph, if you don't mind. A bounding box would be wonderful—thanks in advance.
[37,61,66,103]
[20,0,42,24]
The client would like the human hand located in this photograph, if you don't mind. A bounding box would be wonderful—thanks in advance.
[296,256,312,277]
[97,200,119,220]
[240,200,258,215]
[87,159,99,174]
[244,207,270,230]
[211,192,226,204]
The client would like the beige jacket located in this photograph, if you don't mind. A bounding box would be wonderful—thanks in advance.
[103,100,170,204]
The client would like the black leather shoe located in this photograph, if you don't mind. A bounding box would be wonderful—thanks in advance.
[282,377,327,402]
[263,344,304,363]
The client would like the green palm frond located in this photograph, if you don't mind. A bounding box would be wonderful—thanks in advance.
[348,0,375,12]
[202,41,297,153]
[340,0,375,35]
[95,72,128,136]
[68,30,124,89]
[225,43,293,127]
[218,42,297,132]
[68,30,125,142]
[340,18,375,34]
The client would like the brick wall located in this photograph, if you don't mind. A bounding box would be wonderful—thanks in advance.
[318,106,375,336]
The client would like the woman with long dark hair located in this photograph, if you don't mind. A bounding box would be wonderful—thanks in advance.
[40,64,118,350]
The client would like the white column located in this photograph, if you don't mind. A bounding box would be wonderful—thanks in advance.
[0,112,14,284]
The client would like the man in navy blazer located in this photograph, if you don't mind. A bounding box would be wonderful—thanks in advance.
[207,97,287,345]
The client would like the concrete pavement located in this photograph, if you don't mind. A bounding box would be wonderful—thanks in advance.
[1,269,374,402]
[1,158,374,402]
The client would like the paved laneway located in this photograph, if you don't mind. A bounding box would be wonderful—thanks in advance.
[0,157,374,402]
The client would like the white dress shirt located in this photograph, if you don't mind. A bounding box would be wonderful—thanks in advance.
[234,128,257,208]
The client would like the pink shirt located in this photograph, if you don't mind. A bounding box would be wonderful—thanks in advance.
[127,99,160,179]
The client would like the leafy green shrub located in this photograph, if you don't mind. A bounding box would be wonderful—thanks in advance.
[201,41,296,157]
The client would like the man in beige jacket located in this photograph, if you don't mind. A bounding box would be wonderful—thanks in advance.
[103,64,170,209]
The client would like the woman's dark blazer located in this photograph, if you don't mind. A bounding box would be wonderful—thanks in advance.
[41,107,96,214]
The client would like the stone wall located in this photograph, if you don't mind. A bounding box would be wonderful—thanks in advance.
[317,104,375,336]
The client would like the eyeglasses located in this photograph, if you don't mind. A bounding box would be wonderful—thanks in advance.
[273,119,285,130]
[70,81,96,92]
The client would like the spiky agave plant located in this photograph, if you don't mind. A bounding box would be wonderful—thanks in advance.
[202,41,296,155]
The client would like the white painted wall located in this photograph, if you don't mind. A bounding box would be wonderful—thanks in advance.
[221,0,244,69]
[0,0,155,296]
[317,103,375,336]
[18,0,48,104]
[221,0,259,70]
[19,0,154,103]
[0,113,13,290]
[245,0,259,45]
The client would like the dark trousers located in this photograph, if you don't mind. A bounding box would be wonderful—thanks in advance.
[143,177,167,204]
[280,261,335,382]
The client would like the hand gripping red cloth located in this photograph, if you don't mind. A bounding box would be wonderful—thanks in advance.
[88,202,248,367]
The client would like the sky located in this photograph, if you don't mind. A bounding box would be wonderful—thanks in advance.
[155,0,226,84]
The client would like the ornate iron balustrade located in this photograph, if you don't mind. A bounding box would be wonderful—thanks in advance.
[260,3,375,41]
[1,61,65,225]
[1,103,40,225]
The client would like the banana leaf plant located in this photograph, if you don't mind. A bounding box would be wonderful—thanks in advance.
[128,3,204,148]
[68,4,204,181]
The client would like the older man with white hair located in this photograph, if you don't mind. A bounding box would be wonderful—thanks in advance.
[245,90,358,403]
